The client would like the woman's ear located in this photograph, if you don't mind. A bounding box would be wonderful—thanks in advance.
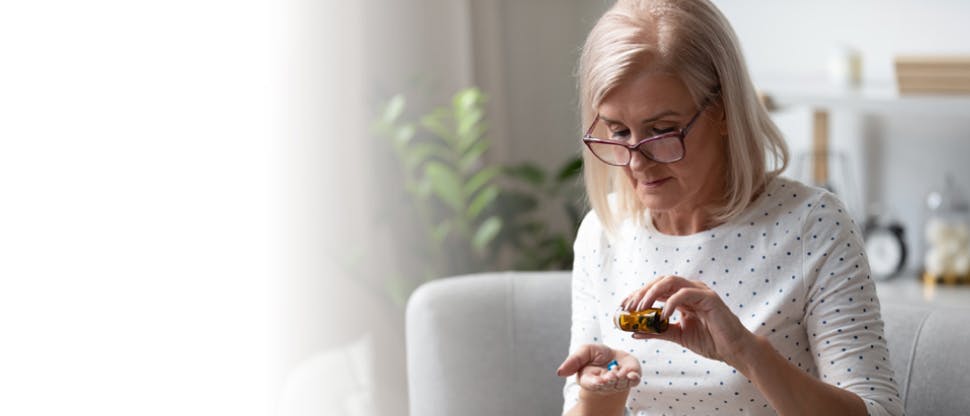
[716,100,728,136]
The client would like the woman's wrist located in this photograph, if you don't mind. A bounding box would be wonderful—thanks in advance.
[577,387,629,415]
[724,331,770,376]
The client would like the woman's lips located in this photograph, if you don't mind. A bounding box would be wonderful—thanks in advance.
[641,177,671,189]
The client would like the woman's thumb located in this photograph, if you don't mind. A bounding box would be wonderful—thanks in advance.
[556,355,583,377]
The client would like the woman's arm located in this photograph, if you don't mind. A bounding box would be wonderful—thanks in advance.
[796,193,903,416]
[564,388,628,416]
[622,272,897,416]
[562,211,618,414]
[729,334,865,416]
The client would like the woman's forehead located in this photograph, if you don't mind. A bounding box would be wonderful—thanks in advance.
[598,71,690,120]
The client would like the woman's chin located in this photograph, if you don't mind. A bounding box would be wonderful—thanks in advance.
[635,187,679,211]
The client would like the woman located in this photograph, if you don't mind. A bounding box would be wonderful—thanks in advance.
[554,1,902,415]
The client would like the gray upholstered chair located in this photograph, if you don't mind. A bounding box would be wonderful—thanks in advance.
[406,271,970,416]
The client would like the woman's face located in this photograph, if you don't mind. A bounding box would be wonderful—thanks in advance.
[596,71,727,214]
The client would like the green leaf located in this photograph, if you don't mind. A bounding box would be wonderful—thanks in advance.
[454,87,483,112]
[466,184,499,220]
[421,110,455,144]
[500,192,539,213]
[456,111,485,150]
[463,166,501,198]
[504,163,546,187]
[415,176,433,199]
[382,95,406,124]
[521,221,545,235]
[539,236,562,250]
[425,162,464,212]
[555,156,583,182]
[472,216,502,253]
[404,142,451,171]
[459,139,490,172]
[458,126,487,157]
[393,123,416,146]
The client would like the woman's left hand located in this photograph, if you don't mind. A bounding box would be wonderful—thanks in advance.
[621,275,758,367]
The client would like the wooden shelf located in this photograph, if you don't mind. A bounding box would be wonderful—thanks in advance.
[760,82,970,116]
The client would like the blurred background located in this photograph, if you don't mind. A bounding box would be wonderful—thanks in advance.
[2,0,969,415]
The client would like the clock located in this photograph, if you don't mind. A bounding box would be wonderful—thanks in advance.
[864,220,907,280]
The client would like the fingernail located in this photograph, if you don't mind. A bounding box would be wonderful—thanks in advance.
[628,372,640,380]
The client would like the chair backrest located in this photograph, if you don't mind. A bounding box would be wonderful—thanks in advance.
[881,302,970,416]
[406,271,572,416]
[406,271,970,416]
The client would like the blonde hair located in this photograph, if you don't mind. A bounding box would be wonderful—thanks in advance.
[578,0,789,240]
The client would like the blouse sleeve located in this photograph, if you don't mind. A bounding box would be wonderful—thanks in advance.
[801,192,904,416]
[562,210,605,415]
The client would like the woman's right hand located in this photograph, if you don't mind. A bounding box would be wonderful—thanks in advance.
[556,343,641,395]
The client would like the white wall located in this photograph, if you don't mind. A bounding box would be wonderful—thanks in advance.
[716,0,970,270]
[475,0,611,172]
[717,0,970,86]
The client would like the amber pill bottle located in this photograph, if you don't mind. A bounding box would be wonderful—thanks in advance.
[613,308,669,334]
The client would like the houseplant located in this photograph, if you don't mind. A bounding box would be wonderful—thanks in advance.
[366,87,585,306]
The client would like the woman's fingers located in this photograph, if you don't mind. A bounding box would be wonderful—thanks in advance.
[622,274,673,311]
[623,275,703,312]
[638,275,697,312]
[660,287,710,320]
[621,286,647,311]
[556,343,612,377]
[556,353,584,377]
[613,376,630,390]
[632,320,684,343]
[556,344,594,377]
[572,348,641,393]
[578,366,605,390]
[583,367,634,391]
[614,366,640,382]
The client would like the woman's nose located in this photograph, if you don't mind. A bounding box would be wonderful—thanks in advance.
[628,146,654,170]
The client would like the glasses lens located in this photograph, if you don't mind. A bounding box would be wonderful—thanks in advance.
[587,141,629,166]
[639,135,684,163]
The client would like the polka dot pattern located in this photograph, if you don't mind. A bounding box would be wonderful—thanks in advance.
[563,177,903,416]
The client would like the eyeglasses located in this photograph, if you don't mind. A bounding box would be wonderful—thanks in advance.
[581,100,713,166]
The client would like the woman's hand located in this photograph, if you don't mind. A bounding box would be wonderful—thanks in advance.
[556,343,641,395]
[621,275,758,367]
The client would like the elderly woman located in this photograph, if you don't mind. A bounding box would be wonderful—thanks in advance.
[554,1,902,415]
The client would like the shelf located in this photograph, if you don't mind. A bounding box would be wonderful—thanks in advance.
[876,273,970,309]
[759,82,970,116]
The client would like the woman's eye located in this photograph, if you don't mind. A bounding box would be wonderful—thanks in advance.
[651,127,676,135]
[610,129,630,139]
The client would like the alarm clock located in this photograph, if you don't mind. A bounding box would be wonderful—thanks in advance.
[863,218,907,280]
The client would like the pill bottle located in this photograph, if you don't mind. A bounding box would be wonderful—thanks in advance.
[613,308,669,334]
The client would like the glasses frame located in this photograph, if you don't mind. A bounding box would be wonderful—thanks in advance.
[581,98,714,166]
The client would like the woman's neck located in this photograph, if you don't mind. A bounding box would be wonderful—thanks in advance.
[650,206,720,236]
[649,179,768,236]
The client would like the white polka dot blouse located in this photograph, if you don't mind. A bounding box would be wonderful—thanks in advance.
[563,176,903,416]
